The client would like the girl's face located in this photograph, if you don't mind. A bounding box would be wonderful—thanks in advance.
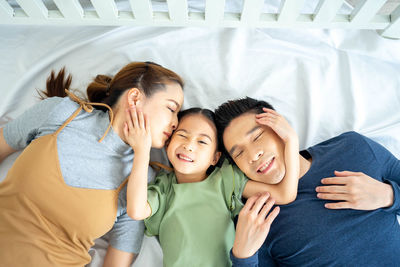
[140,83,184,148]
[167,114,220,182]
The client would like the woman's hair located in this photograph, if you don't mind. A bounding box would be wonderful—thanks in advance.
[39,62,184,111]
[177,108,223,173]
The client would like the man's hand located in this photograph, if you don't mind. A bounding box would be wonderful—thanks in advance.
[316,171,394,210]
[232,192,280,259]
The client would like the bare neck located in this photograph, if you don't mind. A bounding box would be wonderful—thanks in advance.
[299,153,312,179]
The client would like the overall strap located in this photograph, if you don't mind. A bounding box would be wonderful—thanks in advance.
[117,177,129,192]
[149,161,174,172]
[54,90,114,143]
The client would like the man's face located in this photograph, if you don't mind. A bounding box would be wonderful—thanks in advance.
[223,112,286,184]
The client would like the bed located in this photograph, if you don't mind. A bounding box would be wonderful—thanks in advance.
[1,0,400,266]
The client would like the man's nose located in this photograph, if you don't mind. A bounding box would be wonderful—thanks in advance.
[249,150,263,164]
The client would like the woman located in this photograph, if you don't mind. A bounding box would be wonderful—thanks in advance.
[0,62,184,267]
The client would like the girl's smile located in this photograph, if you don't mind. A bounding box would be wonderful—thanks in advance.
[167,114,220,184]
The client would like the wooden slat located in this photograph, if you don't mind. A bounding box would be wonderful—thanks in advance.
[53,0,83,20]
[278,0,306,22]
[129,0,153,21]
[313,0,343,24]
[16,0,48,18]
[0,0,14,18]
[91,0,118,20]
[241,0,264,24]
[350,0,386,24]
[205,0,225,24]
[381,4,400,38]
[167,0,188,23]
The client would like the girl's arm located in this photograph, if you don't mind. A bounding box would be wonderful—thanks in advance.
[124,107,152,220]
[243,108,300,205]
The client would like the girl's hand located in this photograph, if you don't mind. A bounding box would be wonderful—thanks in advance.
[316,171,394,210]
[232,192,280,259]
[123,107,152,154]
[255,108,297,144]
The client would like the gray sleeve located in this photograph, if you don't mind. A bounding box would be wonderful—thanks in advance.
[108,166,157,253]
[3,97,64,150]
[108,211,145,253]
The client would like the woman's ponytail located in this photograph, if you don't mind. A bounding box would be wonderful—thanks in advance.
[38,67,71,99]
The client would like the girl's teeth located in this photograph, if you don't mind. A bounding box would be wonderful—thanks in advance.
[178,154,193,162]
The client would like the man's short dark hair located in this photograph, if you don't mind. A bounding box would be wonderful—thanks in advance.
[214,97,274,161]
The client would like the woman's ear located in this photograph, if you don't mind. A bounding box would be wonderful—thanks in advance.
[212,151,222,166]
[127,88,142,108]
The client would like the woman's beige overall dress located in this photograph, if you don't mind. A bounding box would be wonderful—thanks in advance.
[0,91,127,266]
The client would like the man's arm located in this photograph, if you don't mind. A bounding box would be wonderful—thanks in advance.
[316,134,400,212]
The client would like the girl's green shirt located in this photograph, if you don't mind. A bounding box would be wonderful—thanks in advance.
[145,160,248,267]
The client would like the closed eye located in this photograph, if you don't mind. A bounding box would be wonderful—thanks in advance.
[198,140,208,145]
[254,131,263,142]
[168,106,175,112]
[234,151,243,158]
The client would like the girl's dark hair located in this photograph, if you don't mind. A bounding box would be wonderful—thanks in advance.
[39,62,184,111]
[177,107,223,173]
[214,97,275,162]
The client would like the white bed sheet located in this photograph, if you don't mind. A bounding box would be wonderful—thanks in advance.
[1,24,400,266]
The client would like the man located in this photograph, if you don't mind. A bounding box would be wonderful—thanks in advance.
[215,97,400,266]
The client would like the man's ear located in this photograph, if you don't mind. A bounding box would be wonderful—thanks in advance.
[127,88,142,108]
[212,151,222,165]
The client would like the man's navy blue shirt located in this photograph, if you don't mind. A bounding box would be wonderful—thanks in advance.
[231,131,400,266]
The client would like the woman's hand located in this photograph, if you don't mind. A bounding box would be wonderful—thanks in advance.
[255,108,297,144]
[316,171,394,210]
[123,107,152,154]
[232,192,280,259]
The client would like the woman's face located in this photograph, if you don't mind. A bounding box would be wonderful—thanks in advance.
[141,83,184,148]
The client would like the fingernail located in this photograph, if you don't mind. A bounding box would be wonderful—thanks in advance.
[317,193,321,198]
[315,187,319,192]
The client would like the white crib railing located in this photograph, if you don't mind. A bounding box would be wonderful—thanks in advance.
[0,0,399,39]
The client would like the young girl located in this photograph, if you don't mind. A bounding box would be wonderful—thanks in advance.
[124,107,299,266]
